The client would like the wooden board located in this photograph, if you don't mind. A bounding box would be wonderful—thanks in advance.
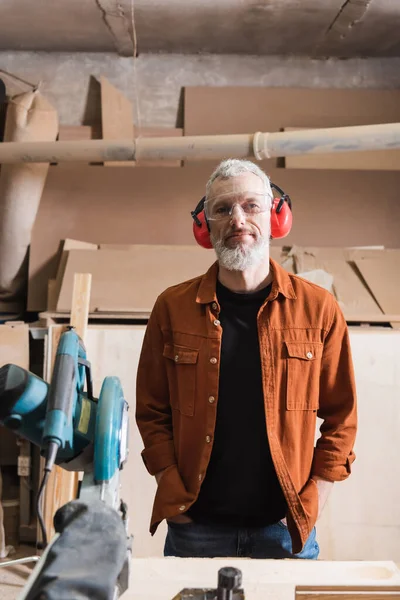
[291,250,384,318]
[50,239,97,311]
[184,87,400,168]
[27,164,400,311]
[81,325,400,562]
[316,328,400,562]
[125,558,400,600]
[100,76,134,167]
[354,255,400,318]
[83,325,167,558]
[56,246,215,312]
[0,323,29,369]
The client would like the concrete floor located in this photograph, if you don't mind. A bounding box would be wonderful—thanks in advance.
[0,545,39,600]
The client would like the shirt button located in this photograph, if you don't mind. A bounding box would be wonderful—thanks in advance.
[174,355,179,362]
[198,474,202,481]
[306,351,313,359]
[210,357,217,364]
[213,319,220,326]
[179,505,186,511]
[208,396,215,404]
[212,302,218,310]
[205,435,211,443]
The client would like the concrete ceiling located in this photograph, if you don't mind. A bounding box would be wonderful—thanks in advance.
[1,0,400,57]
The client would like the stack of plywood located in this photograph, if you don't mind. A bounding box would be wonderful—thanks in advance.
[40,241,400,327]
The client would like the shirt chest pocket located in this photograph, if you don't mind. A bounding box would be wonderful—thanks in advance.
[285,341,323,410]
[163,343,198,417]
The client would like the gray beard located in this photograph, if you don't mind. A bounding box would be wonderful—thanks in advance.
[211,232,269,271]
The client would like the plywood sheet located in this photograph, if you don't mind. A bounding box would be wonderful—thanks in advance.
[125,558,400,600]
[27,165,400,311]
[317,328,400,562]
[291,249,383,318]
[84,325,167,559]
[184,87,400,167]
[51,239,98,311]
[100,76,134,167]
[83,325,400,563]
[354,254,400,317]
[0,323,29,369]
[56,246,215,312]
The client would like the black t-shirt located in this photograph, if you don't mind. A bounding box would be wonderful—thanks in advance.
[189,279,287,526]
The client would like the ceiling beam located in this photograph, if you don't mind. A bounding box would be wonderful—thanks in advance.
[95,0,135,56]
[317,0,373,50]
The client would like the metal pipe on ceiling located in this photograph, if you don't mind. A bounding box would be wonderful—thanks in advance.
[0,122,399,164]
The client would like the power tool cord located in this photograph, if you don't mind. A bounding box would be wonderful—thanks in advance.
[36,441,60,549]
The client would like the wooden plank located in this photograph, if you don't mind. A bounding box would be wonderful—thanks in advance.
[0,324,29,548]
[100,76,134,167]
[124,558,400,599]
[58,125,101,141]
[292,251,383,318]
[355,254,400,329]
[56,246,214,312]
[296,585,400,600]
[69,273,92,340]
[51,239,97,312]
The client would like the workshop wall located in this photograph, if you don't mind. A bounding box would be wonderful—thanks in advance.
[1,52,400,127]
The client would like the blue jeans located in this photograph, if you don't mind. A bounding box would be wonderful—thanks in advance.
[164,520,319,559]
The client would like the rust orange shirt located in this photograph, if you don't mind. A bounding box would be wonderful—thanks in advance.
[136,259,357,553]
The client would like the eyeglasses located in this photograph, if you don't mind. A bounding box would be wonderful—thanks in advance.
[204,192,270,221]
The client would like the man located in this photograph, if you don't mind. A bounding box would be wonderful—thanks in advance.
[136,159,357,559]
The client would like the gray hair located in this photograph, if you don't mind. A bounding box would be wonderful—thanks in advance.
[205,159,273,200]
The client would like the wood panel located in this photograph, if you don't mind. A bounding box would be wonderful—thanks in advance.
[83,325,400,562]
[125,558,400,600]
[28,164,400,311]
[56,246,215,312]
[84,325,167,558]
[100,76,134,167]
[184,87,400,168]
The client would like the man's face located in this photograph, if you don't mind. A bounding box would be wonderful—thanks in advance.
[206,172,271,271]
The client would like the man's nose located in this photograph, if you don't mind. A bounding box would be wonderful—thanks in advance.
[229,204,246,227]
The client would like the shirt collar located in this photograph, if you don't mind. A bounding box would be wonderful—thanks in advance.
[196,257,296,304]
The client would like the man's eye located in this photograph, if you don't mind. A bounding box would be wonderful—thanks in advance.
[245,202,259,211]
[215,206,229,214]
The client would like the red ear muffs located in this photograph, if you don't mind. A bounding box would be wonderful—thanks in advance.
[270,184,293,239]
[191,197,213,249]
[191,184,293,248]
